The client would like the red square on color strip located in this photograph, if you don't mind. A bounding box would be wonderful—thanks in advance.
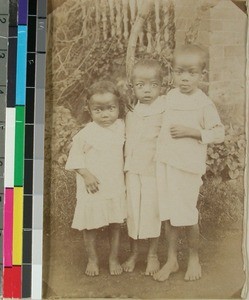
[3,267,12,298]
[12,266,22,298]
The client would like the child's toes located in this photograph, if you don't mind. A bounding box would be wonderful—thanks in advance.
[145,255,160,276]
[85,261,99,276]
[109,261,123,275]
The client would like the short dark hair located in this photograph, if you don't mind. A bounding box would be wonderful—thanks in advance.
[86,80,125,118]
[131,59,164,82]
[173,44,208,70]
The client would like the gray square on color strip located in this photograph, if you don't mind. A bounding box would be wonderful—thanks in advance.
[0,158,4,177]
[0,37,7,50]
[33,195,43,229]
[0,16,9,37]
[36,54,46,88]
[35,88,45,124]
[0,126,5,157]
[38,0,47,18]
[0,86,6,122]
[0,0,9,14]
[0,51,7,85]
[0,177,3,194]
[32,230,43,264]
[33,159,44,195]
[36,19,46,53]
[34,124,44,159]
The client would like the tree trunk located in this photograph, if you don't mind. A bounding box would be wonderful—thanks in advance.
[126,0,154,80]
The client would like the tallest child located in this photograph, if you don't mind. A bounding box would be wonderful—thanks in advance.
[154,45,225,282]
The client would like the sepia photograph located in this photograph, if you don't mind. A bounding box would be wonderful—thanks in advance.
[43,0,247,298]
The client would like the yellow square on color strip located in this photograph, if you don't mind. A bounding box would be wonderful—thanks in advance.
[13,187,24,265]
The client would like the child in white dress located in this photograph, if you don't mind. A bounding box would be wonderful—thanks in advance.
[154,45,225,282]
[65,81,126,276]
[122,60,165,275]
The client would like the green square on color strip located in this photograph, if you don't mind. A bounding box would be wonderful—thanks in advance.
[14,106,25,186]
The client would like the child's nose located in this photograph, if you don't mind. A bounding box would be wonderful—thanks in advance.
[181,72,190,80]
[144,84,151,92]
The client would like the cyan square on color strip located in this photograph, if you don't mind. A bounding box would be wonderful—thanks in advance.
[33,159,44,195]
[0,0,9,14]
[36,19,46,53]
[33,195,43,229]
[35,89,45,124]
[36,54,46,88]
[16,26,28,105]
[34,124,44,160]
[32,230,42,264]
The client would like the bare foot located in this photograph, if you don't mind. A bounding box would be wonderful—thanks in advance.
[109,258,123,275]
[184,254,201,281]
[145,255,160,276]
[85,260,99,276]
[122,253,138,272]
[153,261,179,281]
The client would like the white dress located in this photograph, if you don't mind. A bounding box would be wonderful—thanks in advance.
[65,119,126,230]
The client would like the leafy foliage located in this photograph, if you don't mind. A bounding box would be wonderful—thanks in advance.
[205,125,246,181]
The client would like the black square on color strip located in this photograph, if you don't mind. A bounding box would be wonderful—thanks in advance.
[25,124,34,159]
[23,230,32,263]
[26,53,36,88]
[9,0,18,27]
[28,0,37,15]
[23,195,32,229]
[26,88,35,123]
[22,264,31,298]
[28,16,37,53]
[24,159,33,195]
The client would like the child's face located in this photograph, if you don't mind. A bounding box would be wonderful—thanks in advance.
[132,66,162,104]
[173,53,205,95]
[89,92,119,127]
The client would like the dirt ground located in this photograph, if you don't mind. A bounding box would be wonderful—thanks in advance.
[43,222,246,299]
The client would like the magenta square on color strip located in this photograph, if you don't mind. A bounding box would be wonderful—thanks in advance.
[18,0,28,25]
[3,188,14,266]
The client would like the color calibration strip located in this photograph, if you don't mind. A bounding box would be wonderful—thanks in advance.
[2,0,47,298]
[0,0,9,293]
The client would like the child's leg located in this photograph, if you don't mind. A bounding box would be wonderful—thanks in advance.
[184,224,201,281]
[122,238,139,272]
[153,220,179,281]
[108,223,123,275]
[145,237,160,275]
[83,229,99,276]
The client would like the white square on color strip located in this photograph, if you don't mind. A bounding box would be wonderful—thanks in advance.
[31,264,42,300]
[4,108,16,187]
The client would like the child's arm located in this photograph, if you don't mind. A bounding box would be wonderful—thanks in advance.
[76,168,100,194]
[170,103,225,144]
[170,125,201,140]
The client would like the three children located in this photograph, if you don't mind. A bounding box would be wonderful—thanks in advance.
[66,45,224,281]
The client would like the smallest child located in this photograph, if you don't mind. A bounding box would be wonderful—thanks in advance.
[154,45,225,282]
[65,81,126,276]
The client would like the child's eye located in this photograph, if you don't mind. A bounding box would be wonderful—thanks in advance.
[93,108,101,113]
[109,106,116,111]
[136,83,144,88]
[152,83,159,87]
[174,70,182,75]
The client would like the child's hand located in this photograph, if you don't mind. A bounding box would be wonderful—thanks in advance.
[77,168,100,194]
[170,125,201,140]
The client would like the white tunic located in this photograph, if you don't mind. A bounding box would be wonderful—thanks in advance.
[65,119,126,230]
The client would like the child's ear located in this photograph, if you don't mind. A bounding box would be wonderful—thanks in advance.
[201,69,208,79]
